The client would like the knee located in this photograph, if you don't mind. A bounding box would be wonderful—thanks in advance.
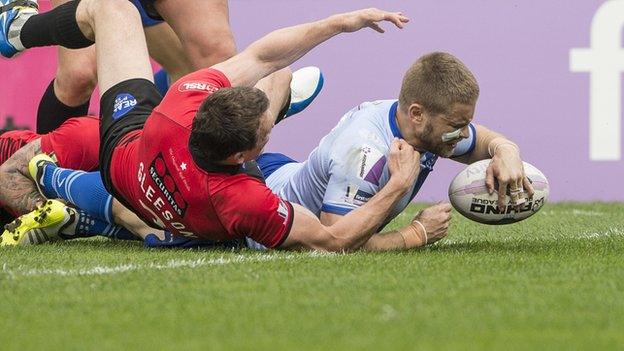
[183,30,237,67]
[55,59,97,102]
[88,0,140,23]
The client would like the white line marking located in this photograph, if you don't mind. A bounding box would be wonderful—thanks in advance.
[2,252,337,278]
[540,209,606,217]
[574,228,624,240]
[440,228,624,246]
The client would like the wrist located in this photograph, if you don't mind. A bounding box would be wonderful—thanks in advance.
[386,178,410,195]
[327,14,346,33]
[488,139,519,157]
[398,221,427,248]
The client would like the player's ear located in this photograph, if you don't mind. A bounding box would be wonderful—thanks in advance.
[408,103,424,124]
[234,152,246,164]
[224,152,246,165]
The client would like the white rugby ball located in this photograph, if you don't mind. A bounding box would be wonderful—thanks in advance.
[448,159,549,224]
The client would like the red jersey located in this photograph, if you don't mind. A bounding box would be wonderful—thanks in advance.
[0,116,100,214]
[0,116,100,170]
[109,69,294,248]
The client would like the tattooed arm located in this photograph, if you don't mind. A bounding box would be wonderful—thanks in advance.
[0,139,47,215]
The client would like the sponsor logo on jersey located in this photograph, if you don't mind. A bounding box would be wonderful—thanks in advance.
[353,189,373,206]
[137,153,193,237]
[343,184,373,206]
[112,93,137,119]
[178,81,220,93]
[356,146,385,186]
[148,153,188,217]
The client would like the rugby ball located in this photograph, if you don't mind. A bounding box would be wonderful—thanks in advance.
[448,159,549,224]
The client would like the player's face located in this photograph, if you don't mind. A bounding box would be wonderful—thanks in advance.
[419,103,475,157]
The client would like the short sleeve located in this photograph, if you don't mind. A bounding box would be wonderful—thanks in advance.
[154,68,232,122]
[451,123,477,157]
[215,177,294,248]
[321,143,386,215]
[40,116,100,171]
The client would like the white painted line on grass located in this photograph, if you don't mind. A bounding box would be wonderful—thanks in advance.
[575,228,624,240]
[540,209,606,217]
[440,228,624,246]
[2,252,337,278]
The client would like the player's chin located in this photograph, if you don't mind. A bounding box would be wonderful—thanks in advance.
[438,146,456,158]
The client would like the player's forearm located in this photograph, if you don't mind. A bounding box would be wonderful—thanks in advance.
[0,141,46,214]
[467,125,520,163]
[111,200,155,240]
[248,15,344,73]
[0,169,45,214]
[361,231,407,251]
[323,181,408,251]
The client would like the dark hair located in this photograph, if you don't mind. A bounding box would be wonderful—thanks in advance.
[399,52,479,115]
[189,87,269,163]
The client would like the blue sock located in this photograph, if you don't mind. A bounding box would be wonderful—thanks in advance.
[41,166,113,224]
[154,68,171,96]
[71,209,139,241]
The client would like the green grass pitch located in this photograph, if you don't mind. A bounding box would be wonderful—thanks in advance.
[1,203,623,350]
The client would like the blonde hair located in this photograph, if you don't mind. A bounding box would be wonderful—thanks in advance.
[399,52,479,115]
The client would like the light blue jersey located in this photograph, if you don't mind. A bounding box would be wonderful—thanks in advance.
[261,99,476,230]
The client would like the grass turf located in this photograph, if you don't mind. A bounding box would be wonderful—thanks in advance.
[1,203,623,350]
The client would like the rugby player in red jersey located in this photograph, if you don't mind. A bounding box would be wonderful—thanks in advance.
[0,117,156,243]
[0,116,100,216]
[1,0,429,252]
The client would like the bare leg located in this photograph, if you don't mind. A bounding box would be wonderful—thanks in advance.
[254,68,292,125]
[53,45,97,106]
[154,0,236,69]
[144,22,193,83]
[52,0,97,106]
[76,0,153,94]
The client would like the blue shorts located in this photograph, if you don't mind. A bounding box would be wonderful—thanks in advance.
[129,0,163,27]
[256,153,297,179]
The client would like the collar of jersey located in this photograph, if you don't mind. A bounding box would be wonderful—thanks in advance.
[388,101,403,139]
[189,145,240,175]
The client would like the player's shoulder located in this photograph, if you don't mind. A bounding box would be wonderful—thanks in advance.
[333,100,396,152]
[173,68,232,93]
[210,174,279,214]
[354,99,396,116]
[210,174,274,199]
[347,99,395,132]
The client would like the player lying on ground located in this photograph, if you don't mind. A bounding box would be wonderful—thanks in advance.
[1,0,425,252]
[254,52,535,251]
[0,67,324,246]
[0,117,158,243]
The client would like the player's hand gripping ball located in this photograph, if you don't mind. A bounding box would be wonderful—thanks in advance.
[448,159,549,224]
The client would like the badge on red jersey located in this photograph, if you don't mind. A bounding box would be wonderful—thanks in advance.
[178,81,220,94]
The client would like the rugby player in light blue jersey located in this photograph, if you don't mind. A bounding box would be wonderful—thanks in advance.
[255,52,534,251]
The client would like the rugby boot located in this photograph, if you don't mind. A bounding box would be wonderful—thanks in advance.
[28,153,56,198]
[0,0,38,57]
[0,200,76,246]
[280,66,324,122]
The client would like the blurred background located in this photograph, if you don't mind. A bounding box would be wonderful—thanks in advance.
[0,0,620,202]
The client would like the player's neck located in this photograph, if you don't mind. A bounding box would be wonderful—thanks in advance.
[395,106,426,152]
